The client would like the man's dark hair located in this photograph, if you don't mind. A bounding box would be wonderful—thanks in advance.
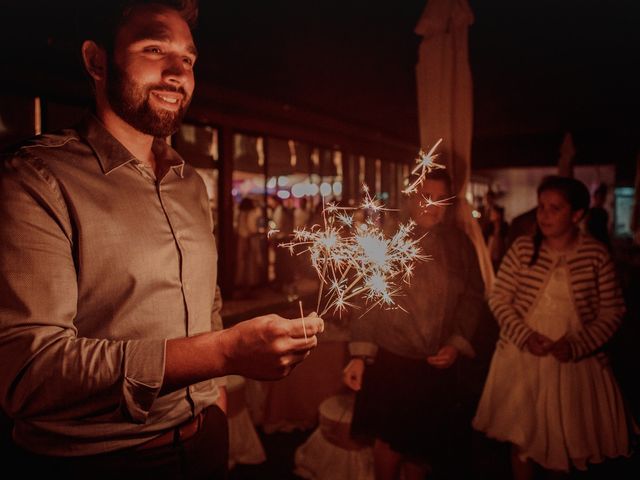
[76,0,199,55]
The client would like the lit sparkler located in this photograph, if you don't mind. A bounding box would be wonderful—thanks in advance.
[402,138,446,195]
[279,186,428,317]
[419,194,455,209]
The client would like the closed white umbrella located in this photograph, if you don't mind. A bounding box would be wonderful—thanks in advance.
[415,0,495,292]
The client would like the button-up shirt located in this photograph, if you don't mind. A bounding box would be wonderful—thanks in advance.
[0,114,222,456]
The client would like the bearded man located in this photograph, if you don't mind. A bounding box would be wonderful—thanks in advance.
[0,2,323,478]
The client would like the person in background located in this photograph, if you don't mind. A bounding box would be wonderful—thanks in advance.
[586,182,611,249]
[268,194,295,295]
[293,197,310,230]
[235,197,262,298]
[473,176,637,479]
[0,1,323,478]
[479,189,498,240]
[343,169,485,480]
[505,206,537,250]
[484,204,510,272]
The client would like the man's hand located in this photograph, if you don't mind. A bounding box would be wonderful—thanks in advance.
[220,312,324,380]
[162,313,324,394]
[427,345,459,369]
[526,332,553,356]
[550,336,572,362]
[343,358,365,391]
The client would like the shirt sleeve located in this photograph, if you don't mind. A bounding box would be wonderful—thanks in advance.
[0,153,164,423]
[565,250,626,359]
[488,239,536,349]
[444,230,485,358]
[210,285,227,387]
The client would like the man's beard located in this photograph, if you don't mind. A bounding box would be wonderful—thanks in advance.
[106,60,191,137]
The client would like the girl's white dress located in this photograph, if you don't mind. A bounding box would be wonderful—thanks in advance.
[473,253,635,472]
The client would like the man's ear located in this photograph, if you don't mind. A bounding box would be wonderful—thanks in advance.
[81,40,107,81]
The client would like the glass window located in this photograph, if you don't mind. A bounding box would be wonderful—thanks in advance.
[173,123,219,240]
[364,155,376,195]
[614,187,634,238]
[380,160,394,207]
[342,154,358,206]
[232,132,267,297]
[44,101,86,132]
[265,137,321,295]
[343,154,368,205]
[0,95,39,151]
[273,140,315,230]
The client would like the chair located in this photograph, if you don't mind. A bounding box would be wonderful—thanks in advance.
[294,393,374,480]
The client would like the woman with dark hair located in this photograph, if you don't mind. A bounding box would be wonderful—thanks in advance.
[585,182,612,249]
[485,204,509,272]
[473,176,637,478]
[343,170,485,479]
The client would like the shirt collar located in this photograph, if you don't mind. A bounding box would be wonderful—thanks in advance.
[152,137,185,179]
[77,113,185,178]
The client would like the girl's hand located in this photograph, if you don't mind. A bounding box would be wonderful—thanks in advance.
[343,358,365,391]
[427,345,459,369]
[551,337,572,362]
[526,332,553,356]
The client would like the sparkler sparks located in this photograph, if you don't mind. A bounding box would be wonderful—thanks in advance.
[274,138,452,321]
[402,138,446,195]
[278,185,428,317]
[420,194,455,209]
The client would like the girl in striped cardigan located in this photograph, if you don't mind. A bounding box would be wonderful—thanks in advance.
[473,176,636,478]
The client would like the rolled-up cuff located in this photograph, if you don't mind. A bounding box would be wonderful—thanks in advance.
[513,326,535,351]
[348,341,378,360]
[121,339,166,423]
[445,334,476,358]
[565,336,586,360]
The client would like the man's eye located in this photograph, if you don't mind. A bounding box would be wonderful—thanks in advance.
[145,47,162,54]
[183,57,194,66]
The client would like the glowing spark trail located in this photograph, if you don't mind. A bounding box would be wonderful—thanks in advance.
[420,194,455,209]
[402,138,446,195]
[279,185,428,318]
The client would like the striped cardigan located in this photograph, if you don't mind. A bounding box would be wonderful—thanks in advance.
[489,234,625,360]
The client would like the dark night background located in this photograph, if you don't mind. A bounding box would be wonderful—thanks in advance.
[1,0,639,173]
[0,2,639,477]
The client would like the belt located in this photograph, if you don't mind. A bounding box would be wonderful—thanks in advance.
[135,411,204,451]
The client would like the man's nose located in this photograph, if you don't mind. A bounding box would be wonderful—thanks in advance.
[163,55,189,85]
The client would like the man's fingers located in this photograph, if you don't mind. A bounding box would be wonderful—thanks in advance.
[288,336,318,352]
[276,351,311,376]
[289,349,312,363]
[290,316,324,338]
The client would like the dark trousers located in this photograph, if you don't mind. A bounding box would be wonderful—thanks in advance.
[11,405,229,480]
